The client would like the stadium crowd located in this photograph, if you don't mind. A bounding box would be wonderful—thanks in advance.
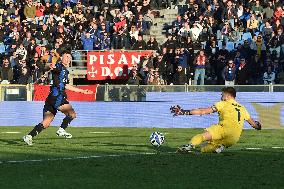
[0,0,283,86]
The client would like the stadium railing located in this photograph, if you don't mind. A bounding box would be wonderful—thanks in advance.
[0,84,32,101]
[0,84,283,101]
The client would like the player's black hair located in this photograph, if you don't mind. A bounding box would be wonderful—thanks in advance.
[221,87,236,98]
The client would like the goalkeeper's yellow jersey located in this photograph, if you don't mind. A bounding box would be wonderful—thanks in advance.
[213,99,251,131]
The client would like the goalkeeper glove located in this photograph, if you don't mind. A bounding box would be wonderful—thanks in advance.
[170,105,192,116]
[254,121,262,130]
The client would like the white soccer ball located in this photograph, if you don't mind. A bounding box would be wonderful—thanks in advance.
[150,132,165,147]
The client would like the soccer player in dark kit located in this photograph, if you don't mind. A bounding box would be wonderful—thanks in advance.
[23,51,93,145]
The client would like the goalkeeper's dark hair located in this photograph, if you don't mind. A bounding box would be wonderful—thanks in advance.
[221,87,236,98]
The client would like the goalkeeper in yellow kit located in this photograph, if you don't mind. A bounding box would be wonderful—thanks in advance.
[170,87,262,153]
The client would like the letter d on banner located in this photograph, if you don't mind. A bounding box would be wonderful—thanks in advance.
[101,67,111,76]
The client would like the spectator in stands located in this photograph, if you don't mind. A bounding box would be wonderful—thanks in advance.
[172,15,183,32]
[18,67,32,85]
[221,22,231,42]
[10,52,19,68]
[41,49,60,67]
[111,28,130,50]
[132,34,147,50]
[147,70,164,85]
[0,58,13,84]
[262,21,274,43]
[236,58,250,85]
[30,53,44,83]
[16,43,28,60]
[172,65,187,85]
[127,69,142,85]
[250,54,264,85]
[81,32,97,51]
[222,60,236,86]
[35,74,49,85]
[163,34,176,53]
[191,22,203,42]
[129,25,139,46]
[136,14,148,34]
[24,0,36,21]
[251,35,266,57]
[193,49,207,85]
[270,27,284,58]
[100,33,111,50]
[247,14,259,34]
[263,66,276,84]
[146,36,159,51]
[154,54,173,85]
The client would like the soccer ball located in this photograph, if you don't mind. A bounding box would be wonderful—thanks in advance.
[150,132,165,147]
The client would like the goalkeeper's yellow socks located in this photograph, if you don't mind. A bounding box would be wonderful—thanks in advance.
[190,134,205,146]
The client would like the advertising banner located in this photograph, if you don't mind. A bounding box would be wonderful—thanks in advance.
[33,84,98,101]
[1,92,283,128]
[87,51,151,80]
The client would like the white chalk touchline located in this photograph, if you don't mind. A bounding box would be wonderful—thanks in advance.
[272,147,284,149]
[1,147,283,164]
[244,147,284,150]
[1,132,21,134]
[0,152,156,164]
[245,148,262,150]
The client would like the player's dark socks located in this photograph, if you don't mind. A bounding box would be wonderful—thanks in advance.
[28,123,45,137]
[60,116,73,129]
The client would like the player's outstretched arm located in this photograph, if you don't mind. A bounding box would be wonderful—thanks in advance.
[247,118,262,130]
[170,105,214,116]
[190,107,214,115]
[65,84,94,94]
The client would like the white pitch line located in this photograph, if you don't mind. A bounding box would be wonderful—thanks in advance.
[1,132,21,134]
[245,148,262,150]
[271,147,284,149]
[1,146,283,164]
[0,152,156,165]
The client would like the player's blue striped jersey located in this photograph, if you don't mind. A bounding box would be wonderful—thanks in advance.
[49,62,69,97]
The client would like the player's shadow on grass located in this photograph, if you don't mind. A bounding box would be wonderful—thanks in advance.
[89,141,177,153]
[90,141,150,148]
[0,139,21,145]
[152,145,177,154]
[73,135,146,139]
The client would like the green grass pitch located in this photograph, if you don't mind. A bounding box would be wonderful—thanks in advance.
[0,127,284,189]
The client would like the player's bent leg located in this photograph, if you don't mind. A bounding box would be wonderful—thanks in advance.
[176,132,213,153]
[200,141,225,153]
[191,132,212,146]
[41,111,56,128]
[200,143,219,153]
[56,104,75,139]
[177,125,224,153]
[23,111,55,145]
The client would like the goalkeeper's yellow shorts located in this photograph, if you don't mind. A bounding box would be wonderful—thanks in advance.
[202,124,241,153]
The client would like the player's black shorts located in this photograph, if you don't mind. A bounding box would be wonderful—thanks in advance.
[43,95,69,116]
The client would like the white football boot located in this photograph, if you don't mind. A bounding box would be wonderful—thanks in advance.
[215,145,225,153]
[56,128,72,139]
[176,144,195,153]
[23,135,33,146]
